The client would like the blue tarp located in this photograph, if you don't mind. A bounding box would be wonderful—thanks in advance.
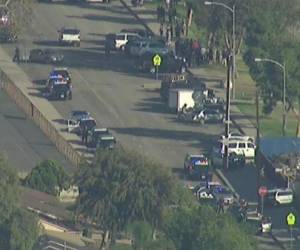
[260,137,300,159]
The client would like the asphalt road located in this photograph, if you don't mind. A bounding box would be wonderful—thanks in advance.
[2,0,223,174]
[1,0,295,242]
[0,89,74,173]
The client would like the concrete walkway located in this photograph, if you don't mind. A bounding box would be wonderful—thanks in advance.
[121,0,257,138]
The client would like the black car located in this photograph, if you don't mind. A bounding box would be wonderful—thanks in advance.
[184,154,213,181]
[96,135,116,150]
[87,128,110,148]
[29,49,64,64]
[49,83,72,100]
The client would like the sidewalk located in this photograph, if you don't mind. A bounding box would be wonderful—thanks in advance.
[121,0,257,138]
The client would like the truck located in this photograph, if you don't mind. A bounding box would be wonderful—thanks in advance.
[168,89,194,113]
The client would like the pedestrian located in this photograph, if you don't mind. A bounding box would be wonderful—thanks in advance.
[105,40,110,57]
[159,23,164,38]
[13,46,20,63]
[201,46,206,63]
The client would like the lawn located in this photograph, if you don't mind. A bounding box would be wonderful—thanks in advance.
[143,1,298,137]
[237,102,298,137]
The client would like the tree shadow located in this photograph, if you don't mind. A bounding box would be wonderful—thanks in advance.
[111,126,214,143]
[133,96,170,114]
[66,14,143,24]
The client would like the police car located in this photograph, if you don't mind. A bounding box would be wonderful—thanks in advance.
[183,154,212,181]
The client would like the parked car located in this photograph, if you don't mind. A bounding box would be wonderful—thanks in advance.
[114,32,141,50]
[213,139,256,159]
[184,154,212,181]
[137,40,169,56]
[68,117,96,134]
[48,81,72,100]
[87,127,110,148]
[191,186,214,200]
[197,108,224,124]
[49,67,71,83]
[29,49,64,64]
[96,135,116,150]
[58,27,80,47]
[211,185,235,205]
[266,188,293,205]
[69,110,91,123]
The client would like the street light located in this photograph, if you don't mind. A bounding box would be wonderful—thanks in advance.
[254,57,286,136]
[204,1,236,99]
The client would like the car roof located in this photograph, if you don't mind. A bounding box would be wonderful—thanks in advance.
[71,110,89,115]
[100,135,115,140]
[187,154,206,158]
[94,128,108,132]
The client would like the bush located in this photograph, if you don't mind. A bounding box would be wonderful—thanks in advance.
[23,160,70,196]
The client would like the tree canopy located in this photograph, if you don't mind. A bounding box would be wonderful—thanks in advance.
[23,159,70,196]
[75,148,255,250]
[0,154,39,249]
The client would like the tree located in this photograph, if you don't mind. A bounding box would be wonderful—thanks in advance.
[23,159,70,196]
[162,205,257,250]
[0,0,34,34]
[0,154,19,224]
[75,148,180,249]
[9,208,39,250]
[0,154,39,249]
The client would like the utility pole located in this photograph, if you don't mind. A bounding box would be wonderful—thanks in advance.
[255,90,262,212]
[224,54,232,170]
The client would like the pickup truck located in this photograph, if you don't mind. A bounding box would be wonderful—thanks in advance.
[58,28,80,47]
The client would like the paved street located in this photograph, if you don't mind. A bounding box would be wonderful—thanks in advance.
[0,89,74,173]
[2,0,223,174]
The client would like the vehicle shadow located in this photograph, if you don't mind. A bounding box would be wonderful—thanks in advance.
[52,118,66,125]
[33,40,63,47]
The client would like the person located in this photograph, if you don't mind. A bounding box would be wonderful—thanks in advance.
[181,103,188,114]
[217,198,225,214]
[105,40,110,57]
[13,46,20,63]
[159,23,164,38]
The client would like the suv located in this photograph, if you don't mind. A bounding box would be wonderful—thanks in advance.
[137,40,169,56]
[114,33,141,50]
[184,154,212,181]
[213,139,256,159]
[97,135,116,150]
[58,28,80,47]
[87,127,110,148]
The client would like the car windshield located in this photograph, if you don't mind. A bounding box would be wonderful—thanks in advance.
[278,191,293,196]
[63,29,79,35]
[116,34,125,40]
[52,70,69,78]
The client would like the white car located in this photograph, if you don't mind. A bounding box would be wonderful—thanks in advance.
[58,28,80,47]
[267,188,293,205]
[114,33,141,50]
[221,132,255,143]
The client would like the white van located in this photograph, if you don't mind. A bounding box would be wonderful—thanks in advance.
[213,139,256,159]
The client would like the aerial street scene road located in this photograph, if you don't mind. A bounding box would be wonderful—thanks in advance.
[1,0,300,249]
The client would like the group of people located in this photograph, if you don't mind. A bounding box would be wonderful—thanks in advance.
[175,39,231,68]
